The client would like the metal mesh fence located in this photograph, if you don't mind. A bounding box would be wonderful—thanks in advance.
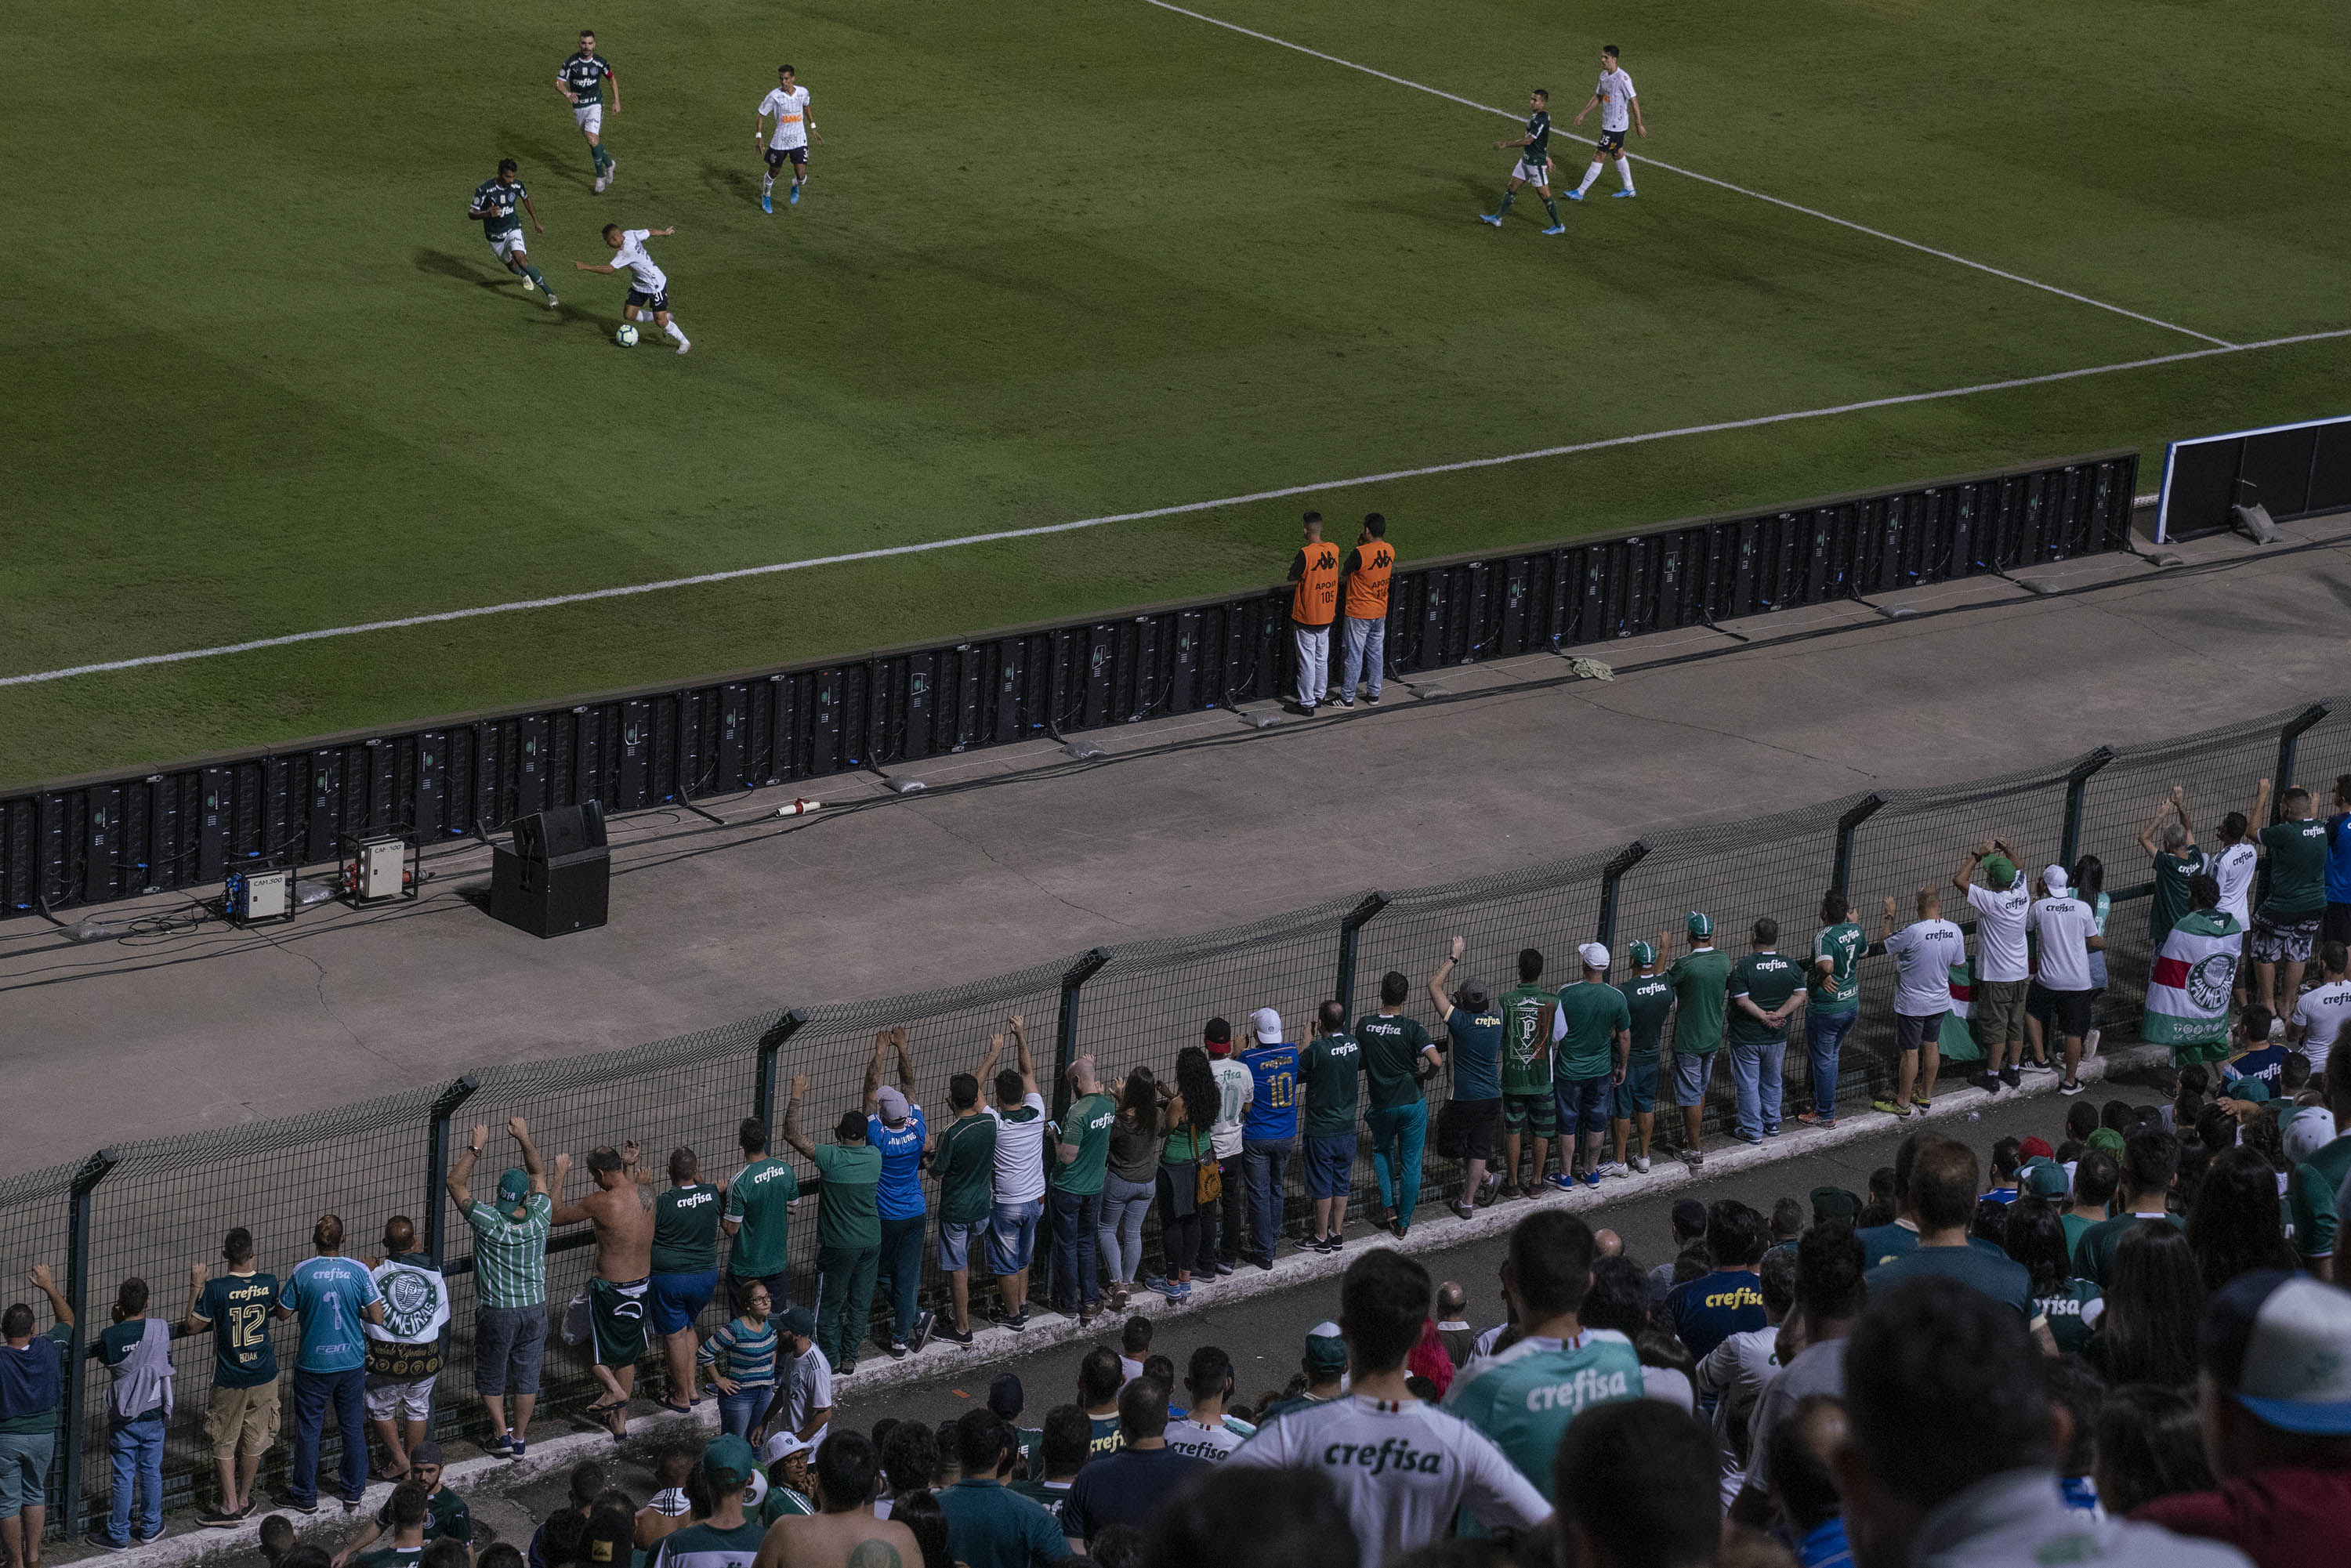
[23,693,2348,1530]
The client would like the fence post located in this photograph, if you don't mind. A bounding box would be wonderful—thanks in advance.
[422,1075,481,1266]
[753,1010,810,1129]
[62,1148,118,1540]
[2059,748,2117,867]
[1831,795,1887,900]
[2273,705,2330,821]
[1334,892,1391,1023]
[1052,948,1113,1121]
[1595,841,1650,949]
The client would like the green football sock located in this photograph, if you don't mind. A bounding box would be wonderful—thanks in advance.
[1497,190,1516,215]
[591,144,609,174]
[1544,198,1560,223]
[522,266,551,292]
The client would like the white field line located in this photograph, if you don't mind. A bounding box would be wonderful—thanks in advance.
[1139,0,2237,349]
[6,327,2346,690]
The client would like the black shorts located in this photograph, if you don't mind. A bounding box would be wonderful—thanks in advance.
[764,146,808,170]
[1596,129,1627,155]
[2027,983,2095,1039]
[625,287,670,313]
[1436,1098,1501,1162]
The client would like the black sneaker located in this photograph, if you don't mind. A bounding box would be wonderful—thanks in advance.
[941,1326,975,1349]
[907,1310,936,1353]
[272,1494,321,1517]
[198,1508,241,1530]
[1006,1308,1030,1331]
[512,1437,527,1458]
[83,1533,129,1552]
[1252,1255,1274,1272]
[886,1341,909,1360]
[838,1359,858,1376]
[1213,1260,1236,1276]
[1364,690,1381,704]
[2000,1066,2023,1089]
[1972,1071,2001,1095]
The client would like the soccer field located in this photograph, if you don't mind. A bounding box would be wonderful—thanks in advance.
[5,0,2346,784]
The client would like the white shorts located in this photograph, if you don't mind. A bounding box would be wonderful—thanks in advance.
[1512,157,1552,187]
[364,1372,437,1422]
[574,103,603,136]
[487,230,529,263]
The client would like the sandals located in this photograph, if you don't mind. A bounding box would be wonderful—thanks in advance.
[585,1400,629,1437]
[656,1399,695,1416]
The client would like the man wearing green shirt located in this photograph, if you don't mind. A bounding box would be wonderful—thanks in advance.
[2139,788,2209,944]
[0,1263,75,1567]
[1803,892,1867,1131]
[447,1118,550,1460]
[1496,948,1557,1199]
[1612,941,1675,1175]
[2071,1128,2182,1286]
[647,1147,723,1414]
[2252,781,2330,1018]
[1049,1059,1117,1326]
[1430,939,1507,1218]
[1547,943,1630,1190]
[929,1070,998,1349]
[1356,971,1443,1239]
[2287,1053,2351,1274]
[1665,913,1733,1168]
[1300,1001,1364,1254]
[1727,918,1808,1144]
[781,1074,883,1375]
[725,1116,799,1315]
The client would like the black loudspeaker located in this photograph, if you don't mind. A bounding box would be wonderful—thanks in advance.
[491,802,610,937]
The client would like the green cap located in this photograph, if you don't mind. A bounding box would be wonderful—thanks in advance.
[1809,1186,1860,1222]
[2228,1074,2272,1103]
[1304,1321,1349,1376]
[1628,940,1657,967]
[1983,854,2017,889]
[498,1168,532,1205]
[2087,1127,2127,1155]
[1686,911,1713,940]
[2021,1158,2070,1198]
[703,1433,756,1489]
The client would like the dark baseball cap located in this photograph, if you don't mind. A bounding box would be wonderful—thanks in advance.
[2201,1270,2351,1434]
[987,1373,1023,1420]
[1808,1186,1860,1222]
[779,1305,816,1339]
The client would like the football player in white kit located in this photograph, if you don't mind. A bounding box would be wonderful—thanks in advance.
[558,30,621,193]
[1567,45,1646,201]
[576,224,690,354]
[753,63,823,214]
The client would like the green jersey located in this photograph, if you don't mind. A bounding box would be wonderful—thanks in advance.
[1666,948,1732,1056]
[560,50,614,109]
[1618,973,1675,1057]
[1811,922,1867,1016]
[1553,981,1630,1081]
[810,1143,882,1253]
[1357,1012,1434,1110]
[724,1157,799,1279]
[470,177,526,238]
[2036,1280,2103,1354]
[1050,1092,1117,1196]
[932,1112,998,1226]
[2260,817,2329,915]
[1520,110,1552,165]
[2150,849,2209,941]
[1442,1331,1643,1517]
[2288,1134,2351,1261]
[1302,1031,1364,1137]
[651,1182,722,1273]
[1500,983,1555,1095]
[1728,951,1807,1045]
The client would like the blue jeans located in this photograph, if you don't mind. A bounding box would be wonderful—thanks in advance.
[1242,1139,1293,1263]
[1339,614,1386,701]
[1806,1010,1858,1120]
[875,1215,927,1346]
[103,1414,163,1544]
[1728,1038,1787,1139]
[1049,1189,1103,1313]
[1364,1102,1428,1229]
[290,1366,368,1506]
[716,1384,772,1440]
[1096,1175,1154,1284]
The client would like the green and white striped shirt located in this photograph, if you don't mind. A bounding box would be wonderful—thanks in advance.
[464,1193,552,1309]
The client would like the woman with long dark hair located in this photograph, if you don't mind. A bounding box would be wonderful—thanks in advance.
[1152,1047,1221,1301]
[2084,1221,2204,1386]
[2093,1384,2215,1515]
[2000,1194,2103,1353]
[2184,1144,2296,1291]
[1098,1067,1164,1310]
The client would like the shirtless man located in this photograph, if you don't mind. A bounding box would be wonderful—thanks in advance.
[552,1141,655,1436]
[748,1430,919,1568]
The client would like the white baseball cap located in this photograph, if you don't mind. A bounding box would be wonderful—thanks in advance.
[1250,1006,1283,1045]
[2284,1106,2338,1165]
[763,1430,813,1465]
[2043,865,2070,893]
[1578,942,1611,970]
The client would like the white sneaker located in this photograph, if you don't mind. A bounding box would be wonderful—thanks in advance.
[1632,1153,1650,1174]
[675,340,690,355]
[2082,1027,2101,1058]
[605,159,618,186]
[2269,1016,2287,1041]
[518,274,534,292]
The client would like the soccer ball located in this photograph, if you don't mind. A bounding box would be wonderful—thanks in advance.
[614,324,639,347]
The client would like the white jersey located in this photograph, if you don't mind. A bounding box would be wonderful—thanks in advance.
[1226,1396,1549,1568]
[772,1342,832,1441]
[2027,895,2098,992]
[2212,842,2259,930]
[759,85,811,150]
[987,1092,1049,1205]
[1594,68,1636,133]
[1165,1413,1255,1461]
[2295,980,2351,1074]
[1966,881,2034,983]
[1885,918,1966,1016]
[1208,1058,1253,1160]
[611,229,668,294]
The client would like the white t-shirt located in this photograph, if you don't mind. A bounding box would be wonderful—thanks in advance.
[1640,1366,1696,1414]
[1165,1414,1254,1461]
[759,85,811,150]
[1227,1396,1549,1568]
[1208,1058,1253,1160]
[2212,842,2259,930]
[1966,882,2033,983]
[987,1092,1049,1205]
[1119,1355,1145,1383]
[1885,918,1965,1016]
[2027,895,2098,993]
[772,1343,833,1440]
[1593,68,1637,132]
[2294,980,2351,1074]
[611,229,668,294]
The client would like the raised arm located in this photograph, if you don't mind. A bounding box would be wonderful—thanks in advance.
[863,1031,888,1113]
[1010,1015,1037,1095]
[1881,895,1901,943]
[2137,797,2173,856]
[448,1124,487,1208]
[781,1075,818,1159]
[978,1031,1006,1085]
[893,1025,916,1093]
[622,1139,656,1189]
[2171,786,2195,841]
[1428,936,1465,1015]
[2249,777,2273,833]
[513,1117,548,1191]
[1952,843,1985,894]
[182,1262,209,1335]
[548,1153,592,1226]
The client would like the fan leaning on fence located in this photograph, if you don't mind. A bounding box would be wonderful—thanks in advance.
[550,1140,655,1438]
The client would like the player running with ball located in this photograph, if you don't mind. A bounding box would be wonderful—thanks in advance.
[753,64,823,213]
[1567,45,1645,201]
[1478,89,1565,235]
[576,225,690,354]
[469,160,559,309]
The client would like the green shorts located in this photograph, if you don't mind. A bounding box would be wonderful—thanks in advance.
[589,1275,650,1367]
[1501,1090,1558,1138]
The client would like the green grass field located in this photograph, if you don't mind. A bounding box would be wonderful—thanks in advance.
[5,0,2347,785]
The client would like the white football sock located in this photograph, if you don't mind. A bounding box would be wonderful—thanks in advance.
[1615,157,1634,191]
[1577,163,1601,195]
[664,320,689,346]
[761,172,774,193]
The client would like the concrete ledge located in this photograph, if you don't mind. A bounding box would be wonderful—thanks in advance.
[89,1041,2162,1568]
